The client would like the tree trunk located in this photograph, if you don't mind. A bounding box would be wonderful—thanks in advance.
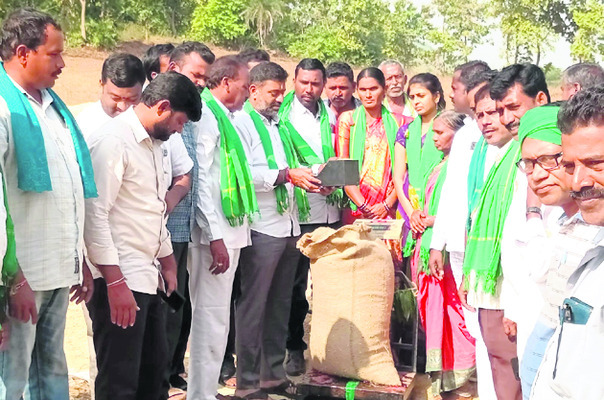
[80,0,86,41]
[170,8,177,36]
[536,44,541,66]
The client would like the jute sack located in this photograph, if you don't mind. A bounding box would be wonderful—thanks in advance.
[298,224,401,386]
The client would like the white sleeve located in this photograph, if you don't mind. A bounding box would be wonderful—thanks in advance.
[169,134,193,177]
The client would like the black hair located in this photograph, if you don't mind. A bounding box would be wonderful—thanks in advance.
[466,69,498,92]
[558,84,604,135]
[0,8,61,61]
[562,63,604,91]
[408,73,446,111]
[205,55,246,90]
[142,43,174,81]
[141,71,201,122]
[326,62,354,84]
[249,61,288,84]
[490,63,550,103]
[101,53,146,88]
[455,60,491,90]
[170,41,215,66]
[294,58,325,80]
[238,48,270,64]
[474,81,493,106]
[356,67,386,88]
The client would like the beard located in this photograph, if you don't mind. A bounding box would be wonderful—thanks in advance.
[151,122,172,142]
[256,100,281,120]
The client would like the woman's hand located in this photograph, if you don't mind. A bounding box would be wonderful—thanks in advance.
[409,210,426,234]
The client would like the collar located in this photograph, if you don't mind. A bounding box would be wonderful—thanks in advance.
[292,95,320,120]
[121,107,151,144]
[257,110,279,127]
[207,93,235,120]
[9,75,53,110]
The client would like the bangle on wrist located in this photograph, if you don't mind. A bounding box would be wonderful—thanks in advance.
[358,199,369,212]
[106,276,126,288]
[383,202,392,213]
[285,168,292,184]
[9,279,27,296]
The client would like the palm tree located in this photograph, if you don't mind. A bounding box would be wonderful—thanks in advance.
[241,0,284,47]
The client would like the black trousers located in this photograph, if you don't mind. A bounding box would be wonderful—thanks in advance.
[88,278,168,400]
[286,222,340,351]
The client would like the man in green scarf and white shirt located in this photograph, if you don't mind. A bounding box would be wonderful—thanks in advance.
[235,61,321,400]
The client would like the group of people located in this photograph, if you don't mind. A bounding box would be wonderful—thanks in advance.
[0,6,602,400]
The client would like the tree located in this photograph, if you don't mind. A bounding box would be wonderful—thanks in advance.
[189,0,251,47]
[241,0,284,48]
[383,0,431,67]
[569,0,604,62]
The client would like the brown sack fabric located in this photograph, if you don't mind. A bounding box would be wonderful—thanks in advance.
[297,224,401,386]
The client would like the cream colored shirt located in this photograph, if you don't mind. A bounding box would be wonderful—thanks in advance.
[0,86,85,291]
[85,107,173,295]
[288,96,339,225]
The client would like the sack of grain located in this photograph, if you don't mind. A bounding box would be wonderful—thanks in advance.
[297,224,401,386]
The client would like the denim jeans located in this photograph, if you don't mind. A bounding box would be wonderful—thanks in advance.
[0,287,70,400]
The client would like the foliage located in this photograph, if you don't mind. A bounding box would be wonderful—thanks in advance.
[569,0,604,62]
[189,0,251,47]
[383,0,432,67]
[241,0,284,48]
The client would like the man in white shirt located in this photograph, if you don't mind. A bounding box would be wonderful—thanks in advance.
[279,58,340,376]
[235,62,320,399]
[85,72,201,400]
[428,60,497,400]
[0,9,96,400]
[187,56,252,400]
[531,85,604,399]
[77,53,145,137]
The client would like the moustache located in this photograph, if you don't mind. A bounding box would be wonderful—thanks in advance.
[570,187,604,200]
[505,120,519,132]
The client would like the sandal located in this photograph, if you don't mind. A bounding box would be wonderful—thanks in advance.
[264,380,297,397]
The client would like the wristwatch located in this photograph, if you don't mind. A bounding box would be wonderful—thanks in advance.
[526,206,543,218]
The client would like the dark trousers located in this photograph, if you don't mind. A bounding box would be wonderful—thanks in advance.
[235,231,300,392]
[224,269,241,361]
[286,222,339,351]
[88,279,168,400]
[479,308,522,400]
[163,242,192,389]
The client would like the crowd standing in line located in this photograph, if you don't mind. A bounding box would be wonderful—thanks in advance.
[0,7,603,400]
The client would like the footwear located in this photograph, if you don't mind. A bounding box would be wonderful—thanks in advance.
[169,374,188,391]
[264,380,297,397]
[220,355,237,383]
[284,350,306,377]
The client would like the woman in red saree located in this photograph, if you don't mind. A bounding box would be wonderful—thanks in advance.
[412,111,476,398]
[337,67,400,224]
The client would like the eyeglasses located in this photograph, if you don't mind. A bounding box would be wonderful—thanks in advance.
[516,152,563,174]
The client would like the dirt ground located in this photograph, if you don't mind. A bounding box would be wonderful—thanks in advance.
[58,44,486,400]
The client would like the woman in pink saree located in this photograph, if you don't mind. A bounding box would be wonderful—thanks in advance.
[410,111,476,398]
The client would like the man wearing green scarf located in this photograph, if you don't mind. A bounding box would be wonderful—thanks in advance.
[187,55,257,400]
[0,9,96,399]
[279,58,341,376]
[235,61,320,400]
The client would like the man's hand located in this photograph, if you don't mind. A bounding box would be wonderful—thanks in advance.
[368,203,388,219]
[458,277,476,312]
[0,322,10,351]
[70,258,94,304]
[158,254,178,296]
[428,249,444,280]
[209,239,230,275]
[107,283,138,328]
[502,317,517,338]
[9,278,38,324]
[319,186,336,196]
[409,210,426,234]
[288,168,322,192]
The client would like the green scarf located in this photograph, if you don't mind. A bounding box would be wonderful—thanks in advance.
[403,116,443,257]
[243,101,310,221]
[278,91,343,206]
[466,136,489,230]
[518,105,562,146]
[462,140,521,295]
[201,90,258,226]
[0,170,18,329]
[418,160,448,273]
[349,105,399,172]
[0,63,97,198]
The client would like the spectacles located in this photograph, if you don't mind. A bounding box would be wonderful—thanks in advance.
[516,152,563,174]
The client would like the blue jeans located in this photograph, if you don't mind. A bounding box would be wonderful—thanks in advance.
[0,288,70,400]
[520,319,556,400]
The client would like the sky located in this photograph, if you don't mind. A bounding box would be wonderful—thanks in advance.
[410,0,576,69]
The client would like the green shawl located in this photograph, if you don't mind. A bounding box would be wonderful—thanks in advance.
[418,159,448,273]
[403,116,443,257]
[201,90,259,226]
[0,63,97,198]
[462,140,521,294]
[278,91,343,206]
[349,105,399,172]
[243,101,310,221]
[0,171,18,329]
[466,136,489,230]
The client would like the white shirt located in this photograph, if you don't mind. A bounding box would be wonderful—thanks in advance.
[430,117,482,253]
[0,86,85,291]
[164,134,194,189]
[191,97,250,249]
[76,100,112,139]
[237,110,301,238]
[288,96,339,225]
[85,108,173,295]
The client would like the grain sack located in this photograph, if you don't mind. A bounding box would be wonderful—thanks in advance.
[297,224,401,386]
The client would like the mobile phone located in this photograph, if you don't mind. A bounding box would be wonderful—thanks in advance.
[559,296,593,325]
[159,290,185,313]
